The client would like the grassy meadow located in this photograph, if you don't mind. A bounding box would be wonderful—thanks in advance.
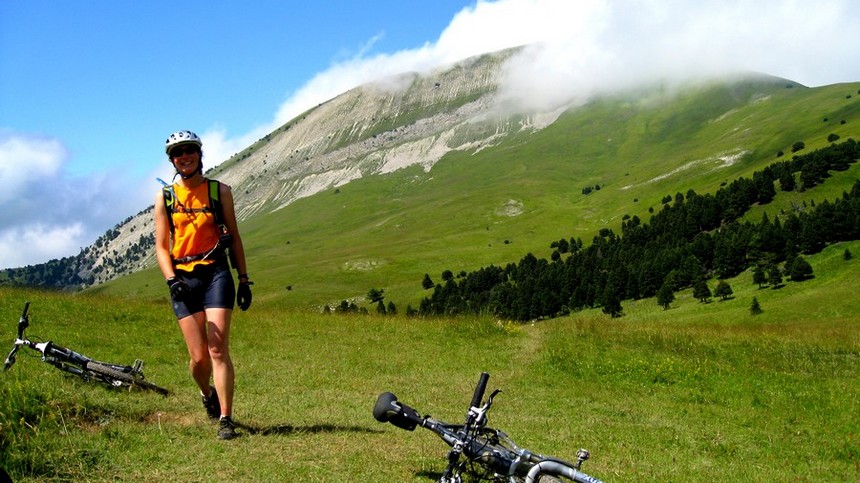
[1,239,858,481]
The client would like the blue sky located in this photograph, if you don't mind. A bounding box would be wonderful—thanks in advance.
[2,0,859,269]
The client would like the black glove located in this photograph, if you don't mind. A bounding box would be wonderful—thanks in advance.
[167,277,190,301]
[237,281,253,311]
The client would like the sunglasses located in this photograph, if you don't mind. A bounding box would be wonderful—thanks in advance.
[170,145,200,158]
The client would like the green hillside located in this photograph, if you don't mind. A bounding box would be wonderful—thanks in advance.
[100,78,860,314]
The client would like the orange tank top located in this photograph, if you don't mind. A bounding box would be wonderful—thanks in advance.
[170,180,220,271]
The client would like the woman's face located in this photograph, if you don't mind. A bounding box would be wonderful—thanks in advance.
[169,144,201,176]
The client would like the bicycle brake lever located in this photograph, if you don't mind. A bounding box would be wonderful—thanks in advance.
[486,389,502,405]
[470,389,502,428]
[4,343,21,371]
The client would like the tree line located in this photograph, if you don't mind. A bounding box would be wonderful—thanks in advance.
[415,139,860,321]
[1,209,153,289]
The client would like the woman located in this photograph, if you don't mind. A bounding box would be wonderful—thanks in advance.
[154,130,252,440]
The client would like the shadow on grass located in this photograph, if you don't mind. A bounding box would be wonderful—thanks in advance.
[233,420,382,436]
[415,470,444,481]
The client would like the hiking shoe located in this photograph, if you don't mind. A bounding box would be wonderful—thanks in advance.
[218,416,238,440]
[202,386,221,421]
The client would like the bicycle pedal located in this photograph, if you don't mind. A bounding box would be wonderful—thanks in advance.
[132,359,143,373]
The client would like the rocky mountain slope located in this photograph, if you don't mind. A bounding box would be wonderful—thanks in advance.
[27,46,574,288]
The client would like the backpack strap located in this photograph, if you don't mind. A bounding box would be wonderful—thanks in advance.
[208,179,223,226]
[161,179,223,226]
[162,185,177,236]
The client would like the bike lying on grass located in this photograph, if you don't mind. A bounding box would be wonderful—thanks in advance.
[4,302,169,396]
[374,372,604,483]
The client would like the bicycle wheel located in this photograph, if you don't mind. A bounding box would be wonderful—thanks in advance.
[86,362,169,396]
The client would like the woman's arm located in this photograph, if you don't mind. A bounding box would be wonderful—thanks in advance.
[219,183,248,280]
[153,190,176,280]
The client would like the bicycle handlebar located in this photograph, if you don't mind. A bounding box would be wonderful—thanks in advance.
[373,373,604,483]
[373,390,523,477]
[18,301,30,338]
[471,371,489,409]
[373,391,423,431]
[3,345,18,371]
[373,372,491,432]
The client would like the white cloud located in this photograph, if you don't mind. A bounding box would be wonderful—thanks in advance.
[492,0,860,112]
[271,46,443,129]
[268,0,859,125]
[198,126,264,171]
[0,223,85,269]
[0,132,150,269]
[0,133,66,205]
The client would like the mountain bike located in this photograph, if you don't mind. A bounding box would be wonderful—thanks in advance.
[374,372,604,483]
[4,302,169,396]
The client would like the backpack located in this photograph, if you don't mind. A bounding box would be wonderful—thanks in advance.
[162,178,223,233]
[162,179,234,267]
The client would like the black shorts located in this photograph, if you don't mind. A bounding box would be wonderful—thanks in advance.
[171,261,235,319]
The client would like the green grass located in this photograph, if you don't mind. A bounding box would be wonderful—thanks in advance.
[2,240,858,481]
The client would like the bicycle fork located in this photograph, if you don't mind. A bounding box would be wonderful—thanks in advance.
[440,442,465,483]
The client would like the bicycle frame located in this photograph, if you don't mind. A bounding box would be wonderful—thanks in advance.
[4,302,168,395]
[374,372,603,483]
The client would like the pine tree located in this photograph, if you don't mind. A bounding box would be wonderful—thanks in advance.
[601,287,623,318]
[750,297,763,315]
[657,283,675,310]
[714,280,733,300]
[752,265,767,288]
[693,279,712,303]
[367,288,385,304]
[421,273,435,289]
[768,265,783,288]
[787,256,814,281]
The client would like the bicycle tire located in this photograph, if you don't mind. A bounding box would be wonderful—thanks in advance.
[86,362,169,396]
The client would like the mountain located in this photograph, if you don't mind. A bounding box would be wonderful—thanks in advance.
[3,47,859,311]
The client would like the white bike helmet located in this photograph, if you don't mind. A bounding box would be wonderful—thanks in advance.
[165,130,203,154]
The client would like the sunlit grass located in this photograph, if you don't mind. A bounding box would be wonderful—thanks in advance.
[2,239,857,481]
